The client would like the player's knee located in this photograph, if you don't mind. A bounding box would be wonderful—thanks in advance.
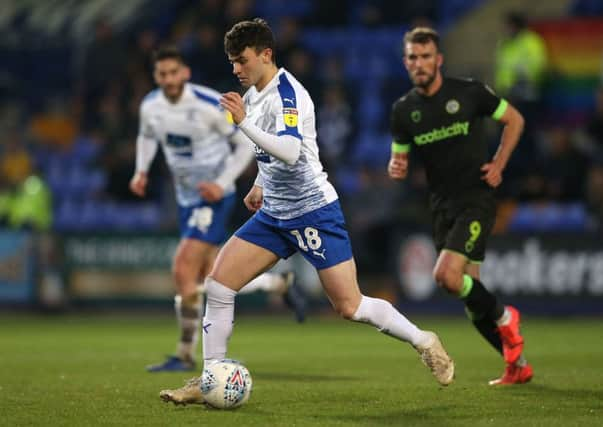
[433,267,461,293]
[172,257,197,285]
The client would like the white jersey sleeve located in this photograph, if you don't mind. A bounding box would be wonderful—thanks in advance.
[135,99,159,173]
[205,102,237,137]
[213,130,255,190]
[201,102,255,190]
[238,118,301,165]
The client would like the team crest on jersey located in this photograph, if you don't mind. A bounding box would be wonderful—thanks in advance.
[283,108,298,127]
[446,99,460,114]
[411,110,421,123]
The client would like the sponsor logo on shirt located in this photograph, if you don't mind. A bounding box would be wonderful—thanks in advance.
[254,145,271,163]
[283,108,298,127]
[413,121,470,146]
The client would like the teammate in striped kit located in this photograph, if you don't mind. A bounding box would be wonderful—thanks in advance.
[130,45,305,373]
[159,19,454,405]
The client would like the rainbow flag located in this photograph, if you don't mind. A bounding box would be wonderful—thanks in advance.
[532,18,603,124]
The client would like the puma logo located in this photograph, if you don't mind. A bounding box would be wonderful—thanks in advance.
[312,249,326,260]
[283,97,295,105]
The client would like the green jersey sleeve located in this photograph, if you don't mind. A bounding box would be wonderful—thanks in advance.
[474,82,508,120]
[390,99,412,150]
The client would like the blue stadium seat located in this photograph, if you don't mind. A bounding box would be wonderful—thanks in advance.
[508,203,588,232]
[350,132,391,169]
[570,0,603,16]
[254,0,313,19]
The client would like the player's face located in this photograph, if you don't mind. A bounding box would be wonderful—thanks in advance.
[228,47,272,88]
[403,41,442,89]
[154,59,190,100]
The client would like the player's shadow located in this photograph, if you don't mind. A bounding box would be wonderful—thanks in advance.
[495,382,603,403]
[252,371,359,382]
[250,403,457,425]
[318,405,456,425]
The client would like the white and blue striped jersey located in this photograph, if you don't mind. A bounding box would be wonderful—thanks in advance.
[136,83,238,206]
[243,68,337,219]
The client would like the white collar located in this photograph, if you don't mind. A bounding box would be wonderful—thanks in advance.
[160,83,193,105]
[248,68,286,103]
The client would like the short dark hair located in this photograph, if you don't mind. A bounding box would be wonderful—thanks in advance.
[403,27,440,51]
[153,45,186,64]
[224,18,275,63]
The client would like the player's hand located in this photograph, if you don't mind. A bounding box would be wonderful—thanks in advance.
[243,185,263,212]
[388,153,408,180]
[481,162,503,188]
[198,181,224,202]
[129,172,148,197]
[220,92,246,124]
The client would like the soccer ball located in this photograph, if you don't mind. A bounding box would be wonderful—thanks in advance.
[200,359,253,409]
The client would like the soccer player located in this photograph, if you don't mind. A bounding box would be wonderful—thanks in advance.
[387,27,532,385]
[130,45,306,373]
[159,19,454,405]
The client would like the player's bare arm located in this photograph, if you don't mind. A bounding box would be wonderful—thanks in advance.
[481,103,524,188]
[129,171,148,197]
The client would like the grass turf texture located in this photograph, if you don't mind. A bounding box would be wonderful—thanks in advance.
[1,314,601,426]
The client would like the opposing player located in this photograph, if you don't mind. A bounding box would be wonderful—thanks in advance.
[130,45,305,373]
[159,19,454,405]
[388,27,532,385]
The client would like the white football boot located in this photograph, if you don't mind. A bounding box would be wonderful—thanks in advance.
[159,376,205,405]
[414,331,455,386]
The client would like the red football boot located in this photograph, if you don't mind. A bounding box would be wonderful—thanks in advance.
[488,363,533,385]
[497,306,524,364]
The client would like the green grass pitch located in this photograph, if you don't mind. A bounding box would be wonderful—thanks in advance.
[1,313,601,426]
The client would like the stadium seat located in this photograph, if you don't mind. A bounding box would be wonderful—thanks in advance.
[508,202,588,232]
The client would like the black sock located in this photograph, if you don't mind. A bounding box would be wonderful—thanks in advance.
[460,276,504,355]
[465,308,503,355]
[461,276,504,322]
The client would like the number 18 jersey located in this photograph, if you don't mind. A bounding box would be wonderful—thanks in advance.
[243,68,337,220]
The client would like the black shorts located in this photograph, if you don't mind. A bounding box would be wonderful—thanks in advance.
[430,192,496,263]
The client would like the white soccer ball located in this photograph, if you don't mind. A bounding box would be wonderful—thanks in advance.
[200,359,253,409]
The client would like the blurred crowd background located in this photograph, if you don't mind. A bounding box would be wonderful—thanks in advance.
[1,0,603,308]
